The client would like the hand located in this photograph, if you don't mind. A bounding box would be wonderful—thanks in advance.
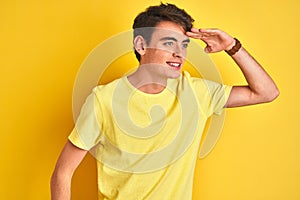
[186,28,236,53]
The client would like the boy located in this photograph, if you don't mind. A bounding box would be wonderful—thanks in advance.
[51,3,279,200]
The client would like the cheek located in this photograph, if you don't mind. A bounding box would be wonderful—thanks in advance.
[182,49,187,57]
[152,49,170,61]
[143,48,173,64]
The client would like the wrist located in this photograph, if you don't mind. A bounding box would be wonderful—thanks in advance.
[225,38,242,56]
[225,38,236,51]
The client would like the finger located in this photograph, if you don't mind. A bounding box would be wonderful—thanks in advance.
[189,28,213,37]
[204,46,212,53]
[186,31,199,37]
[190,27,201,33]
[186,31,204,40]
[204,45,219,54]
[186,30,205,39]
[199,28,218,33]
[199,28,219,35]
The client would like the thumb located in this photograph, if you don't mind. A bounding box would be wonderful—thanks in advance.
[204,46,212,53]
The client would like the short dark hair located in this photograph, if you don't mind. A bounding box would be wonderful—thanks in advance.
[133,3,194,61]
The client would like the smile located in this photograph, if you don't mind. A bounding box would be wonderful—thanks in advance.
[166,62,181,68]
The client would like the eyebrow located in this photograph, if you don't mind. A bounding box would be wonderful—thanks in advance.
[159,37,190,43]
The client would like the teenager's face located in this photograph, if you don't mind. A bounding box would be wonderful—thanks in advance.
[140,21,190,79]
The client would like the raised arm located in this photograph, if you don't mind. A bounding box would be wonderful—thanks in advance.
[186,28,279,107]
[50,140,88,200]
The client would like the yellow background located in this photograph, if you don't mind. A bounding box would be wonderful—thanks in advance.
[1,0,299,199]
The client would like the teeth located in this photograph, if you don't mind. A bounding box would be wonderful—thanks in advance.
[168,62,180,67]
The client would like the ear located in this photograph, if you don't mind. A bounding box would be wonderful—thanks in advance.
[134,35,147,56]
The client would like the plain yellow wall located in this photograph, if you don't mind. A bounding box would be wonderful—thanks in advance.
[1,0,300,199]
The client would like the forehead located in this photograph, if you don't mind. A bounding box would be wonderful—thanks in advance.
[151,21,188,41]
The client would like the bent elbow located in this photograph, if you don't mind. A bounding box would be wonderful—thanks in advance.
[274,88,280,99]
[264,88,280,103]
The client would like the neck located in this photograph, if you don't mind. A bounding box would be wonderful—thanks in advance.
[127,64,168,94]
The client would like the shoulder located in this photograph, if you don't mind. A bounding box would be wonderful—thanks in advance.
[180,71,207,88]
[92,77,124,95]
[181,70,228,89]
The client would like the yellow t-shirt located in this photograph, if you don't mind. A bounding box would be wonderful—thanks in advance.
[69,71,232,200]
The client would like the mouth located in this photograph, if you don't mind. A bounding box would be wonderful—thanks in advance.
[166,62,182,70]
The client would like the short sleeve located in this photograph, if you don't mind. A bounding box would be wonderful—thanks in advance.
[203,79,232,116]
[68,89,103,150]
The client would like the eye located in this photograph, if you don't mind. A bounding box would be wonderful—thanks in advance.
[163,41,174,47]
[182,43,189,49]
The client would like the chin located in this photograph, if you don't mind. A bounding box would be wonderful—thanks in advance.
[167,71,181,79]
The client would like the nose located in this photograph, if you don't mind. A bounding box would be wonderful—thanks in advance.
[172,52,182,58]
[172,45,183,58]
